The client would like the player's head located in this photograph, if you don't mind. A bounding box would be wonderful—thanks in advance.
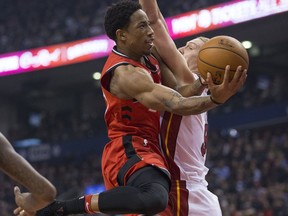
[104,0,154,57]
[178,37,209,75]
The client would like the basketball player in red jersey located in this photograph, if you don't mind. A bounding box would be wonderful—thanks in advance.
[140,0,232,215]
[27,1,246,215]
[0,133,56,216]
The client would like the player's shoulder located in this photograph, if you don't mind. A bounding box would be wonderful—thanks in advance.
[115,64,147,77]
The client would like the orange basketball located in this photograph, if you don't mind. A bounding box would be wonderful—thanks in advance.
[197,35,249,85]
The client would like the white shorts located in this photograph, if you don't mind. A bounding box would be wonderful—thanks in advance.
[187,181,222,216]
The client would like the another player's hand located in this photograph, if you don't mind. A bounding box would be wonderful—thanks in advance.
[14,186,37,216]
[207,65,247,104]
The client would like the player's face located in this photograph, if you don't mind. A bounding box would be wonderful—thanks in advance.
[123,9,154,59]
[178,38,206,75]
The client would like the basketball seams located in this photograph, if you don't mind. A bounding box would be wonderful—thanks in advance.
[198,61,236,72]
[199,46,249,65]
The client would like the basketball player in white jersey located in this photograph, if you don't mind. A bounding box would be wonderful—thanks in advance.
[140,0,223,215]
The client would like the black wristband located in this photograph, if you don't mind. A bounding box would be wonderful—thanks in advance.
[210,96,223,105]
[65,197,86,214]
[36,200,67,216]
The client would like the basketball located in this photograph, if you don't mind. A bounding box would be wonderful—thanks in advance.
[197,35,249,85]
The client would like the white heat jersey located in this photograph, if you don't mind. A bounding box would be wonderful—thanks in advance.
[159,86,222,216]
[160,89,209,185]
[175,109,208,184]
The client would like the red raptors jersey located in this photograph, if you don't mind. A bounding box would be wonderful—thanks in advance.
[101,47,161,141]
[100,47,170,189]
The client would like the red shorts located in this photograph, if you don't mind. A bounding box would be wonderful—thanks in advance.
[101,135,170,190]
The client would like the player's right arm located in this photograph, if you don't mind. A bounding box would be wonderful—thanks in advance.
[139,0,196,85]
[110,64,247,115]
[0,133,56,214]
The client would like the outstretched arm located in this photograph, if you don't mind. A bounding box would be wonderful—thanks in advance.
[0,133,56,213]
[140,0,196,85]
[111,64,247,116]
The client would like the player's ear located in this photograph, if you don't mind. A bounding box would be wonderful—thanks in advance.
[116,29,127,41]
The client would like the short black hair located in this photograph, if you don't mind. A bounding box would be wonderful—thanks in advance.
[104,0,142,41]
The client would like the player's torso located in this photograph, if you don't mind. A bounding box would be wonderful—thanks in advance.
[101,47,161,141]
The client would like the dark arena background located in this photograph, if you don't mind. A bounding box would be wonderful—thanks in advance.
[0,0,288,215]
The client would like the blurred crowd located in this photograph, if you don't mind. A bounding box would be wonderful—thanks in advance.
[207,123,288,216]
[0,0,229,54]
